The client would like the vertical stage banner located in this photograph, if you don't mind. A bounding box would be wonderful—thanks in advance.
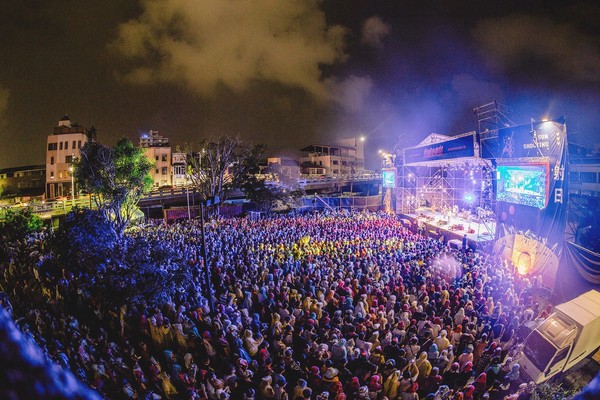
[494,119,568,289]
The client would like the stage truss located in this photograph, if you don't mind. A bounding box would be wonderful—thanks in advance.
[397,158,497,240]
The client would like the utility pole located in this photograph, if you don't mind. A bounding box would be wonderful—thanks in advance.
[200,200,215,317]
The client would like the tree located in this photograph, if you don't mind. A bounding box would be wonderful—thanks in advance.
[242,177,304,213]
[0,207,43,263]
[74,138,153,235]
[48,208,118,276]
[186,136,264,202]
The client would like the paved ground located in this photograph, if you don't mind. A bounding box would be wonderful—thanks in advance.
[561,353,600,392]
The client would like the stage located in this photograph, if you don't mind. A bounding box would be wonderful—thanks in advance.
[399,207,496,250]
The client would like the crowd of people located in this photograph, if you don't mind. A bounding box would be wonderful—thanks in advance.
[0,210,550,400]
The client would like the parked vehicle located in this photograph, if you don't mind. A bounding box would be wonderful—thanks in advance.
[520,290,600,383]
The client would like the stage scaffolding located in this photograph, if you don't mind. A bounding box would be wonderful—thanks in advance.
[398,161,495,217]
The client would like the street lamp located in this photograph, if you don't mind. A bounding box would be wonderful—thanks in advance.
[69,165,75,207]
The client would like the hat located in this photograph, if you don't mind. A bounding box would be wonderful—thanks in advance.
[324,367,339,379]
[317,392,330,400]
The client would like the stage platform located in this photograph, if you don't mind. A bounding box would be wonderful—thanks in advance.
[399,208,496,250]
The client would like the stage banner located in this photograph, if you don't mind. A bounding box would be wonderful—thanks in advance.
[495,119,568,290]
[497,118,565,160]
[403,133,476,164]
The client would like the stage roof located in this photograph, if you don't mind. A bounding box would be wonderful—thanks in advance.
[402,131,489,167]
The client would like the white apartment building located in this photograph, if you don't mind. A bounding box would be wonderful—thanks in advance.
[46,115,95,199]
[172,152,187,187]
[299,138,365,177]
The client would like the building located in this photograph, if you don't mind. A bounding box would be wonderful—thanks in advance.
[569,156,600,198]
[299,161,327,176]
[172,152,187,187]
[140,130,172,188]
[266,157,301,180]
[299,138,365,177]
[46,115,95,199]
[0,164,46,200]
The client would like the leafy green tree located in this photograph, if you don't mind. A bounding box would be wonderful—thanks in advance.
[48,208,117,276]
[242,176,304,213]
[0,207,43,263]
[74,138,153,235]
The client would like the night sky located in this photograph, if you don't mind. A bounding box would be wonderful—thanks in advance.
[1,0,600,170]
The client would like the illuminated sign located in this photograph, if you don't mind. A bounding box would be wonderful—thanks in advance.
[404,134,476,164]
[382,168,396,188]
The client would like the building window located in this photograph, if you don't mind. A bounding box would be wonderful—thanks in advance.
[162,167,168,175]
[332,160,339,165]
[162,154,168,162]
[65,141,69,150]
[72,140,76,149]
[50,171,54,179]
[59,142,63,150]
[48,143,57,151]
[50,156,55,165]
[78,140,82,149]
[155,169,159,174]
[58,171,63,179]
[65,155,73,164]
[155,156,159,161]
[570,172,579,182]
[581,172,597,183]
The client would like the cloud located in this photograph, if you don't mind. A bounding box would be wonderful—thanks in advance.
[332,75,374,112]
[360,16,391,49]
[451,74,504,108]
[474,14,600,82]
[0,86,9,129]
[110,0,350,102]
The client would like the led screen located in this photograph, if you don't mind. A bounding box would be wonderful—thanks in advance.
[497,164,548,209]
[382,169,396,188]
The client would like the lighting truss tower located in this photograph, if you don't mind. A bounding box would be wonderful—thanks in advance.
[473,101,515,220]
[398,164,417,214]
[473,101,515,139]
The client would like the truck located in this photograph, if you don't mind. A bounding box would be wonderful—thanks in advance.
[520,289,600,384]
